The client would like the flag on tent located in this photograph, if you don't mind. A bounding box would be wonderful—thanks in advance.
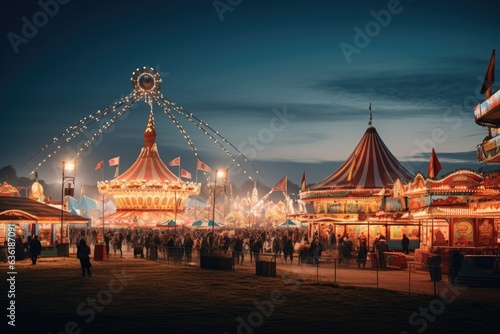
[95,160,104,170]
[169,156,180,167]
[347,154,357,182]
[196,159,211,172]
[428,148,442,179]
[480,49,495,96]
[114,166,119,178]
[301,172,306,191]
[271,176,287,192]
[181,169,192,179]
[109,156,120,166]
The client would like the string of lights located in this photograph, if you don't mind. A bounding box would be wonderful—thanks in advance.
[26,67,261,182]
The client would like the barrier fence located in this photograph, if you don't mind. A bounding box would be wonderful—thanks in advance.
[101,244,500,296]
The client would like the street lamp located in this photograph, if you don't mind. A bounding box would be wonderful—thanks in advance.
[211,169,227,251]
[61,160,75,256]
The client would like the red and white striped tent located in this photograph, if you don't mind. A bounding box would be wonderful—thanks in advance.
[113,113,179,183]
[311,126,414,190]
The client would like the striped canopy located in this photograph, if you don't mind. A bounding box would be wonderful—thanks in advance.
[312,127,414,189]
[191,219,223,227]
[112,112,179,183]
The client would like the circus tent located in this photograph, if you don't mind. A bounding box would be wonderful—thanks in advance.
[310,126,414,190]
[98,110,201,227]
[301,124,414,217]
[300,122,415,249]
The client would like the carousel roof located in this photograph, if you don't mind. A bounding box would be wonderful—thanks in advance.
[311,126,414,190]
[98,110,200,213]
[113,111,179,183]
[0,182,20,197]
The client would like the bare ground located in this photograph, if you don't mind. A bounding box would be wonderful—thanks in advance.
[3,253,499,334]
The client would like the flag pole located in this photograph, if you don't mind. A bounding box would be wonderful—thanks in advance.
[102,164,105,244]
[285,175,288,229]
[195,170,198,221]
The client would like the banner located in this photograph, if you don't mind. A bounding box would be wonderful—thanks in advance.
[428,148,442,179]
[196,159,211,172]
[95,160,104,170]
[271,176,287,192]
[109,156,120,166]
[169,156,181,167]
[181,169,192,179]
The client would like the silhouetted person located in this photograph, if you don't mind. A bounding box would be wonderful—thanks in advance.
[401,234,410,254]
[29,235,42,265]
[77,239,92,277]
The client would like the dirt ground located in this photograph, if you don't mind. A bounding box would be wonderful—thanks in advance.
[3,251,500,334]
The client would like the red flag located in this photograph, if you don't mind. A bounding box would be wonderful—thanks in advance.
[95,160,104,170]
[109,156,120,166]
[181,169,192,179]
[428,148,442,179]
[196,159,211,172]
[481,49,495,96]
[271,176,287,192]
[169,156,180,167]
[301,172,306,191]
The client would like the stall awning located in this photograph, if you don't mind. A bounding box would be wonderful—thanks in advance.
[0,196,89,224]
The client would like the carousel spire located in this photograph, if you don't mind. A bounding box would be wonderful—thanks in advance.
[144,107,157,149]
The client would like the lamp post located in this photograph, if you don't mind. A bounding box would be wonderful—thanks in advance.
[211,169,227,251]
[61,160,75,256]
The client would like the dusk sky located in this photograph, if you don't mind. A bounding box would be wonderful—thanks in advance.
[1,0,499,190]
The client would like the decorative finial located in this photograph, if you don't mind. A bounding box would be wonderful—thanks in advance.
[368,103,372,127]
[144,107,156,148]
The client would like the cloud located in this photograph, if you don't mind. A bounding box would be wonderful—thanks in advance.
[311,57,489,119]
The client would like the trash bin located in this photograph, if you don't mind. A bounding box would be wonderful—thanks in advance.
[134,244,144,258]
[94,244,107,261]
[427,255,442,281]
[56,243,69,256]
[255,261,276,277]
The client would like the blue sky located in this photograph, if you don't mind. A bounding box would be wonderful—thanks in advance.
[1,0,499,189]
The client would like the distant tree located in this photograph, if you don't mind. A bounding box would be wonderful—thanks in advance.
[0,165,17,184]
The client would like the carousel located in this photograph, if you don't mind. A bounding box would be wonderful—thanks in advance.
[98,111,201,227]
[26,67,261,230]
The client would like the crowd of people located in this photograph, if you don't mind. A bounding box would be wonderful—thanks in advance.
[69,226,336,265]
[67,225,401,271]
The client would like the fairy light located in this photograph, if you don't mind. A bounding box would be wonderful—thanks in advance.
[28,67,261,182]
[27,93,137,176]
[156,95,258,180]
[155,96,255,181]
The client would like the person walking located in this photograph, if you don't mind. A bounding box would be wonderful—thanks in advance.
[117,232,123,258]
[401,234,410,254]
[376,238,389,269]
[29,235,42,265]
[283,238,294,264]
[183,233,194,263]
[77,239,92,277]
